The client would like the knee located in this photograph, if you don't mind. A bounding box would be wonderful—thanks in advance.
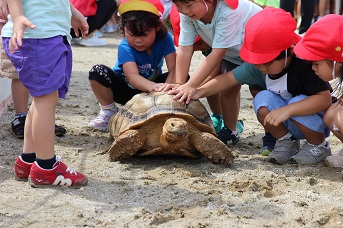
[323,109,333,127]
[89,64,107,81]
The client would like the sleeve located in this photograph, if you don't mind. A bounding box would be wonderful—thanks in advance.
[117,40,136,67]
[232,63,266,89]
[178,14,199,47]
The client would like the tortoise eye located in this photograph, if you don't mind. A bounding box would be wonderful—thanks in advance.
[171,123,175,127]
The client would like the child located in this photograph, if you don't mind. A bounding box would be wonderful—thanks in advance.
[3,0,89,187]
[0,0,66,139]
[294,14,343,167]
[165,0,261,145]
[170,7,333,165]
[168,3,245,136]
[88,0,176,131]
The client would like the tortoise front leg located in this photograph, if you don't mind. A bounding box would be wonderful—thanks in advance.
[189,132,234,166]
[108,129,146,161]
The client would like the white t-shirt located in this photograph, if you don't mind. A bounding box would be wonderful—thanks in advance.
[179,0,261,65]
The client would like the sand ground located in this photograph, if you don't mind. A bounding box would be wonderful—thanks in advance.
[1,33,343,228]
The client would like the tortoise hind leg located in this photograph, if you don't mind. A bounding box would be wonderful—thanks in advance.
[189,132,234,166]
[108,129,146,161]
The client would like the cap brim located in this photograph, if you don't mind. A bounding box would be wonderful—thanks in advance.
[240,45,280,64]
[118,1,160,16]
[294,39,325,61]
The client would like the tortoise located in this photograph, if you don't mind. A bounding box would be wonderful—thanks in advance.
[108,91,234,165]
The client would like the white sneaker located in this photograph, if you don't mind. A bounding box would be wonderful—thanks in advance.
[105,24,118,33]
[88,108,118,132]
[80,36,107,47]
[94,31,103,38]
[71,38,81,45]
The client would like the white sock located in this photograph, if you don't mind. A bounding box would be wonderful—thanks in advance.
[278,132,293,140]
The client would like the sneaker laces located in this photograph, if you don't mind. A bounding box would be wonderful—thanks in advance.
[55,156,77,175]
[66,167,77,175]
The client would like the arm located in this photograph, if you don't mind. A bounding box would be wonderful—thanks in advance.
[174,45,193,84]
[123,62,161,92]
[187,47,227,88]
[169,70,241,104]
[70,3,88,38]
[7,0,35,53]
[171,47,227,102]
[264,90,332,126]
[0,0,9,20]
[164,52,176,84]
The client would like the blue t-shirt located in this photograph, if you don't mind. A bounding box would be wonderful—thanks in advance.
[113,32,176,88]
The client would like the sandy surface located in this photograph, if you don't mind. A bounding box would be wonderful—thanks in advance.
[1,33,343,228]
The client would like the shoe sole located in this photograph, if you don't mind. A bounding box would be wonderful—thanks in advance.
[15,176,28,181]
[269,158,284,165]
[88,124,108,132]
[28,176,88,189]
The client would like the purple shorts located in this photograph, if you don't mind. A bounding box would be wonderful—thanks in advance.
[2,36,72,98]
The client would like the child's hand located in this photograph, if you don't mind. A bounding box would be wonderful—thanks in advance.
[156,83,179,92]
[263,107,291,126]
[168,82,197,104]
[10,15,35,53]
[71,5,89,37]
[0,0,9,20]
[152,83,170,92]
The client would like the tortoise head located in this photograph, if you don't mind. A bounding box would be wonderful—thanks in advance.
[162,117,188,142]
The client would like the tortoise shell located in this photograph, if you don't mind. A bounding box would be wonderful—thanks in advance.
[109,91,215,137]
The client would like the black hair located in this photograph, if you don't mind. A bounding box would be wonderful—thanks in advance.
[274,48,292,61]
[119,11,167,39]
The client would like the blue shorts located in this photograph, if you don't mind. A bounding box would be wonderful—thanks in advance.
[253,90,330,140]
[2,36,72,98]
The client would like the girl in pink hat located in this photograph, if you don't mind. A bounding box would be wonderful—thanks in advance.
[294,14,343,168]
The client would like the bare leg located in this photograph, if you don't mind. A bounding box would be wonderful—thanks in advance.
[11,79,29,114]
[89,80,114,106]
[293,120,325,144]
[203,62,222,115]
[221,84,241,131]
[24,91,58,159]
[206,94,222,115]
[257,106,288,139]
[324,104,343,142]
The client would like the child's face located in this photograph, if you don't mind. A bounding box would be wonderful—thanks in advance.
[124,26,157,53]
[312,60,336,81]
[174,0,208,20]
[254,58,287,76]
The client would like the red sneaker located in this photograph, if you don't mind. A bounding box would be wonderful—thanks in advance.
[14,156,33,180]
[28,157,88,188]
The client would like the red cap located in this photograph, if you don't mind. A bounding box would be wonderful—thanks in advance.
[224,0,239,9]
[294,14,343,62]
[240,7,301,64]
[170,5,201,47]
[118,0,164,17]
